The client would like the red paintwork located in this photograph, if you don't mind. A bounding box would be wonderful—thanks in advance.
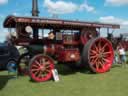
[56,48,80,62]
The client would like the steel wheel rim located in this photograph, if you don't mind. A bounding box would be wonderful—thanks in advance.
[30,55,54,82]
[89,38,114,73]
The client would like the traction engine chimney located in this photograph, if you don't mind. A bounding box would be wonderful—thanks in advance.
[32,0,39,16]
[32,0,39,39]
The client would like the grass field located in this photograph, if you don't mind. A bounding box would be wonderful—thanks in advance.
[0,64,128,96]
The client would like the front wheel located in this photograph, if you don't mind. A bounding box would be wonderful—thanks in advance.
[82,37,114,73]
[29,54,54,82]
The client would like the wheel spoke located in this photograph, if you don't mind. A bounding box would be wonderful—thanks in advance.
[101,59,105,67]
[34,70,40,76]
[90,50,97,55]
[101,43,108,52]
[35,60,41,66]
[95,62,99,70]
[44,69,50,74]
[93,57,98,64]
[99,60,103,68]
[45,65,50,69]
[103,58,110,63]
[32,64,39,68]
[103,51,111,55]
[90,57,98,65]
[37,70,42,78]
[94,44,99,52]
[90,55,97,59]
[98,40,102,51]
[31,68,39,72]
[42,71,47,77]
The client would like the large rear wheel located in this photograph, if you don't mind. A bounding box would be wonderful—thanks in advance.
[82,37,114,73]
[29,54,54,82]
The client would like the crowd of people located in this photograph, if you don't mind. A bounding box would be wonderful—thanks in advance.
[114,44,127,65]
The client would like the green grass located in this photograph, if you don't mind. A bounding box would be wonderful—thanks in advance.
[0,64,128,96]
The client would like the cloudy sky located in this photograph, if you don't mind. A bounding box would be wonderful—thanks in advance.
[0,0,128,42]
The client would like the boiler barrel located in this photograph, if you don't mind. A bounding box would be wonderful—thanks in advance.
[28,45,55,54]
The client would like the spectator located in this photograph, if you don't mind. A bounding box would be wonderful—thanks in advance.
[118,45,127,64]
[114,49,119,64]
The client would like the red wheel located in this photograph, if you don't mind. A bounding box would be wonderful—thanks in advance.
[82,37,114,73]
[29,54,54,82]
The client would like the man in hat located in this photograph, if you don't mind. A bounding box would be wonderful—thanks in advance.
[48,31,55,40]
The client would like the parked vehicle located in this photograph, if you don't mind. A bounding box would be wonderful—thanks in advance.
[0,43,19,70]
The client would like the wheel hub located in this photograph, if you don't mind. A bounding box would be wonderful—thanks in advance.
[98,53,103,58]
[40,65,46,71]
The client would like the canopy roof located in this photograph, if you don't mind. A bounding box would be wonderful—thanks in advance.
[3,15,120,29]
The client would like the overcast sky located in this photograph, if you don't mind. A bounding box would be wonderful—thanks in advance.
[0,0,128,42]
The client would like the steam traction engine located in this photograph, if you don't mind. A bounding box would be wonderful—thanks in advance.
[3,16,120,82]
[2,0,120,82]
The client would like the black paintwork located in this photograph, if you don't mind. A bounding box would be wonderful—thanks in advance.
[0,43,20,70]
